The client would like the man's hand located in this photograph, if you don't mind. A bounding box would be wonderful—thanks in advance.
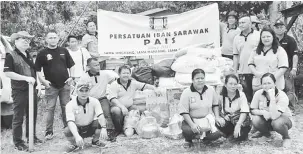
[65,77,74,86]
[75,135,84,148]
[42,80,51,88]
[215,117,226,127]
[290,69,297,78]
[154,88,162,96]
[189,123,201,134]
[233,124,241,138]
[262,110,271,120]
[25,77,36,85]
[99,128,108,140]
[119,105,129,116]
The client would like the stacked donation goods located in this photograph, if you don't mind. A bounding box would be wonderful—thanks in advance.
[171,46,233,86]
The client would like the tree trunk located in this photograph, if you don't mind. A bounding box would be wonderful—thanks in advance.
[267,1,282,24]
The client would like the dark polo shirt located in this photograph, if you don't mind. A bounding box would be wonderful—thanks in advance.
[4,48,36,90]
[279,34,298,68]
[35,47,75,88]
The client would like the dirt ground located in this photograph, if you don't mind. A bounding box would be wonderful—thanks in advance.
[1,99,303,154]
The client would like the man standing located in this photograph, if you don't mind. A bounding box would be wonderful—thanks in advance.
[233,16,260,103]
[66,35,91,81]
[273,20,299,111]
[82,21,108,70]
[4,31,42,151]
[221,10,241,60]
[64,81,107,153]
[78,58,117,141]
[35,31,75,140]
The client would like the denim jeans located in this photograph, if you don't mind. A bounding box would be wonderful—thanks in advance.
[238,74,253,103]
[181,120,221,142]
[98,98,115,130]
[251,115,292,139]
[11,89,38,145]
[45,84,70,133]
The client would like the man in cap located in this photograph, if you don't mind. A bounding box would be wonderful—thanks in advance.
[273,19,299,112]
[78,57,117,142]
[64,81,108,153]
[221,10,241,60]
[4,31,42,151]
[250,16,261,31]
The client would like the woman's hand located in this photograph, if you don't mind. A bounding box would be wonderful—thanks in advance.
[189,123,201,134]
[215,117,226,127]
[233,124,241,138]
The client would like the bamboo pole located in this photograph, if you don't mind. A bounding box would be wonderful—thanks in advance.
[28,83,34,152]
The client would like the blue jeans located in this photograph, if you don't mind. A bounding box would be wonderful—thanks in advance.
[45,84,70,132]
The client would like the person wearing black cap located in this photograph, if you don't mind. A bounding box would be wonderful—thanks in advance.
[221,11,241,60]
[273,20,299,113]
[4,31,42,151]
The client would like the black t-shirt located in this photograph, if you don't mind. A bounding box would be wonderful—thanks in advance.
[279,34,298,68]
[35,47,75,88]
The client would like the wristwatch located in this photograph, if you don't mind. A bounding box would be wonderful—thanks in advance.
[292,68,297,71]
[101,126,106,129]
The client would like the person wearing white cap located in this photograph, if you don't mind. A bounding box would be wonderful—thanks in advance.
[4,31,42,151]
[64,81,107,153]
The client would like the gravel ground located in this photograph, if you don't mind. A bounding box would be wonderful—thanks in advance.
[1,99,303,154]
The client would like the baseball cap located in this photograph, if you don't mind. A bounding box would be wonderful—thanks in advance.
[274,20,285,26]
[76,81,91,91]
[10,31,34,42]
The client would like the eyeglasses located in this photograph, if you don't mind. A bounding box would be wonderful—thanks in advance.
[79,89,89,92]
[18,37,31,43]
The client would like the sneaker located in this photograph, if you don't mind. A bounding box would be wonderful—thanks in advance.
[45,131,54,140]
[107,129,117,142]
[15,143,29,151]
[92,140,106,147]
[282,139,291,148]
[183,142,193,149]
[27,136,43,144]
[64,144,79,153]
[251,132,271,138]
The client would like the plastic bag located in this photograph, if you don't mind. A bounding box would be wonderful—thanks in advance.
[132,66,154,85]
[152,59,175,77]
[136,112,160,139]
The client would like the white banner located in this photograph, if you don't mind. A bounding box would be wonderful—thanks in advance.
[98,3,220,56]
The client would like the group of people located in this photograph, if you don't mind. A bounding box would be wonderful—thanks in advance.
[179,12,299,149]
[2,11,300,153]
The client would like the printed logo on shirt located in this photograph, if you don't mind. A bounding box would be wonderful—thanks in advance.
[46,54,53,61]
[60,54,65,56]
[282,42,287,45]
[190,97,196,103]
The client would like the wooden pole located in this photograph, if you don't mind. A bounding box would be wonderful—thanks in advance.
[28,83,34,152]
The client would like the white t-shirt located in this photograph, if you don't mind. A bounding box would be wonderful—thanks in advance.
[67,47,91,78]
